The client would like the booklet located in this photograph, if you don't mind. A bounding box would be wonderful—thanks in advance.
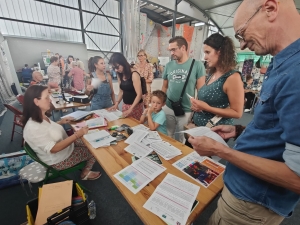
[143,173,200,225]
[61,111,93,121]
[83,130,116,148]
[124,142,153,159]
[85,116,107,129]
[92,109,122,121]
[149,141,182,160]
[173,151,225,188]
[114,157,166,194]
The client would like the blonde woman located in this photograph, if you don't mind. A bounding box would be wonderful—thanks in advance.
[134,50,153,107]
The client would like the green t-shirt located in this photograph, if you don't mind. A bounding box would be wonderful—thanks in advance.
[163,58,205,112]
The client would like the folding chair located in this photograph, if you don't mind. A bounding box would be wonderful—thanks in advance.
[23,142,89,192]
[4,103,24,146]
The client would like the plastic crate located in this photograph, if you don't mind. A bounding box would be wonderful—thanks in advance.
[26,182,90,225]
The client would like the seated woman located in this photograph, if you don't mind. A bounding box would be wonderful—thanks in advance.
[190,33,244,128]
[22,85,101,180]
[108,53,143,120]
[85,56,116,110]
[244,75,257,112]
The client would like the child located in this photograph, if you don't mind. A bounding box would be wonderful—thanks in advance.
[140,90,167,135]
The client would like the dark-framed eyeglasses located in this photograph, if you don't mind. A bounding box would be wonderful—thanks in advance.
[235,5,263,42]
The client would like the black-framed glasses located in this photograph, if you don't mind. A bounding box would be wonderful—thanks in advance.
[112,64,120,70]
[137,54,145,57]
[235,5,263,42]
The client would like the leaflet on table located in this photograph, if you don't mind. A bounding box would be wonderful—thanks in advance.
[132,124,150,132]
[114,157,166,194]
[83,130,116,148]
[61,111,93,120]
[92,109,122,121]
[125,130,149,144]
[172,151,225,188]
[181,126,227,162]
[85,116,107,128]
[150,141,182,160]
[124,142,153,158]
[143,173,199,225]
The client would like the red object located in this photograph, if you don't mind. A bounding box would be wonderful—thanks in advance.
[4,104,24,146]
[16,94,24,105]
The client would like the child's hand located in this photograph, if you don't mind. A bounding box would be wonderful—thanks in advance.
[148,106,154,115]
[143,108,149,115]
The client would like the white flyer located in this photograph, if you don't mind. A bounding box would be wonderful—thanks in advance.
[83,130,116,148]
[125,130,149,144]
[143,173,199,225]
[124,142,153,158]
[132,124,150,132]
[150,141,182,160]
[173,151,225,188]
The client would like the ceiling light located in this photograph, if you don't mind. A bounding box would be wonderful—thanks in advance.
[195,22,205,26]
[163,16,185,23]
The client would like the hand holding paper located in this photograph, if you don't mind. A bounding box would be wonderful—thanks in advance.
[190,98,209,112]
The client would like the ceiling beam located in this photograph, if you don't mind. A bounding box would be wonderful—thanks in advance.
[206,11,234,18]
[205,0,242,11]
[184,0,223,34]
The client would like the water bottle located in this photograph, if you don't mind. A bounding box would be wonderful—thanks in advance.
[58,94,64,105]
[88,200,96,219]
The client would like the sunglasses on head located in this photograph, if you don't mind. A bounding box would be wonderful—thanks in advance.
[112,64,120,70]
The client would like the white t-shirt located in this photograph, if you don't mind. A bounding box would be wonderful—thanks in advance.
[23,118,73,165]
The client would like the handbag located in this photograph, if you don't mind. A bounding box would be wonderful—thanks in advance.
[168,59,195,116]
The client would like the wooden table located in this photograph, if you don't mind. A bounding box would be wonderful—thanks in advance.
[82,118,224,225]
[50,95,90,120]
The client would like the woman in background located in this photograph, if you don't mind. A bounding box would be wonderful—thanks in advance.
[47,56,61,88]
[108,53,143,119]
[23,85,101,180]
[134,50,153,107]
[68,61,84,91]
[85,56,115,110]
[191,33,244,128]
[64,55,74,88]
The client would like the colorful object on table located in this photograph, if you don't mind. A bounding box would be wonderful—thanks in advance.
[109,125,119,131]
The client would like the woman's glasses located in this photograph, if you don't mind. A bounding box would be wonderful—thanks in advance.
[112,64,120,70]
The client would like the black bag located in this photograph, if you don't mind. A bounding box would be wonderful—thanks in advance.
[168,59,195,116]
[71,96,90,104]
[132,71,147,95]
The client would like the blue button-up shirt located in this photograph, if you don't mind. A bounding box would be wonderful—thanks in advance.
[224,39,300,217]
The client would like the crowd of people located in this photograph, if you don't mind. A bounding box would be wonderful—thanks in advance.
[21,0,300,223]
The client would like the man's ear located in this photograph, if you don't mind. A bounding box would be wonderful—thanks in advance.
[264,0,279,22]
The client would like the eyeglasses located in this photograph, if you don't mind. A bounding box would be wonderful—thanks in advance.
[169,47,179,53]
[235,5,263,42]
[112,64,120,70]
[137,55,145,57]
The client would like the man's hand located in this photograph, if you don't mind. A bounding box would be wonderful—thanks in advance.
[188,136,224,156]
[211,125,236,140]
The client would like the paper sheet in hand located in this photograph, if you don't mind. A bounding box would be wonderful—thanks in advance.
[35,180,73,225]
[114,157,166,194]
[173,151,225,188]
[125,130,149,144]
[124,142,153,158]
[91,78,102,89]
[143,173,199,225]
[150,141,182,160]
[181,126,228,162]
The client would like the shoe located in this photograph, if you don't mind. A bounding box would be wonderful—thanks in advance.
[244,109,250,112]
[81,171,102,180]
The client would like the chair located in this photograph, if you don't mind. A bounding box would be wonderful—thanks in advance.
[4,103,24,146]
[23,142,89,192]
[16,94,24,105]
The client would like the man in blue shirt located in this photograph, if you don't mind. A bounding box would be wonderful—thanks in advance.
[188,1,300,224]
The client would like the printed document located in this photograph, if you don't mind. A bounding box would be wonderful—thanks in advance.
[125,130,149,144]
[124,142,153,158]
[173,151,225,188]
[132,124,150,132]
[143,173,199,225]
[84,130,116,148]
[92,109,122,121]
[85,116,107,128]
[150,141,182,160]
[114,157,166,194]
[61,111,92,121]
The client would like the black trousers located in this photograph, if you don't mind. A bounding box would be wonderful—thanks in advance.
[245,92,255,109]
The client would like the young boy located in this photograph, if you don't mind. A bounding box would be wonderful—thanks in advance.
[140,90,167,135]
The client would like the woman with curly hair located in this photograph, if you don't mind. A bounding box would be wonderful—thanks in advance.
[190,33,244,127]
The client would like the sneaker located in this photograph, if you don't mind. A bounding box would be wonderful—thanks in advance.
[244,109,250,113]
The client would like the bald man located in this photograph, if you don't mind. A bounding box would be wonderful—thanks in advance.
[188,1,300,224]
[30,71,45,86]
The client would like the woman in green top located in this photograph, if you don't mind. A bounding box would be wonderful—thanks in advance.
[191,33,244,127]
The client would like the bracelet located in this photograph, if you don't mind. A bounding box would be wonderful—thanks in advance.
[234,125,245,140]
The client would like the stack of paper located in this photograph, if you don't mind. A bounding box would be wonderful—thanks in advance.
[173,151,225,188]
[84,130,116,148]
[131,124,150,132]
[85,116,107,128]
[124,142,153,158]
[92,109,122,121]
[150,141,182,160]
[125,130,149,144]
[143,174,200,225]
[114,157,166,194]
[61,111,93,121]
[141,131,162,145]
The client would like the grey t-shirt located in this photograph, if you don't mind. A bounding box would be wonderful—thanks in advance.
[163,58,205,112]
